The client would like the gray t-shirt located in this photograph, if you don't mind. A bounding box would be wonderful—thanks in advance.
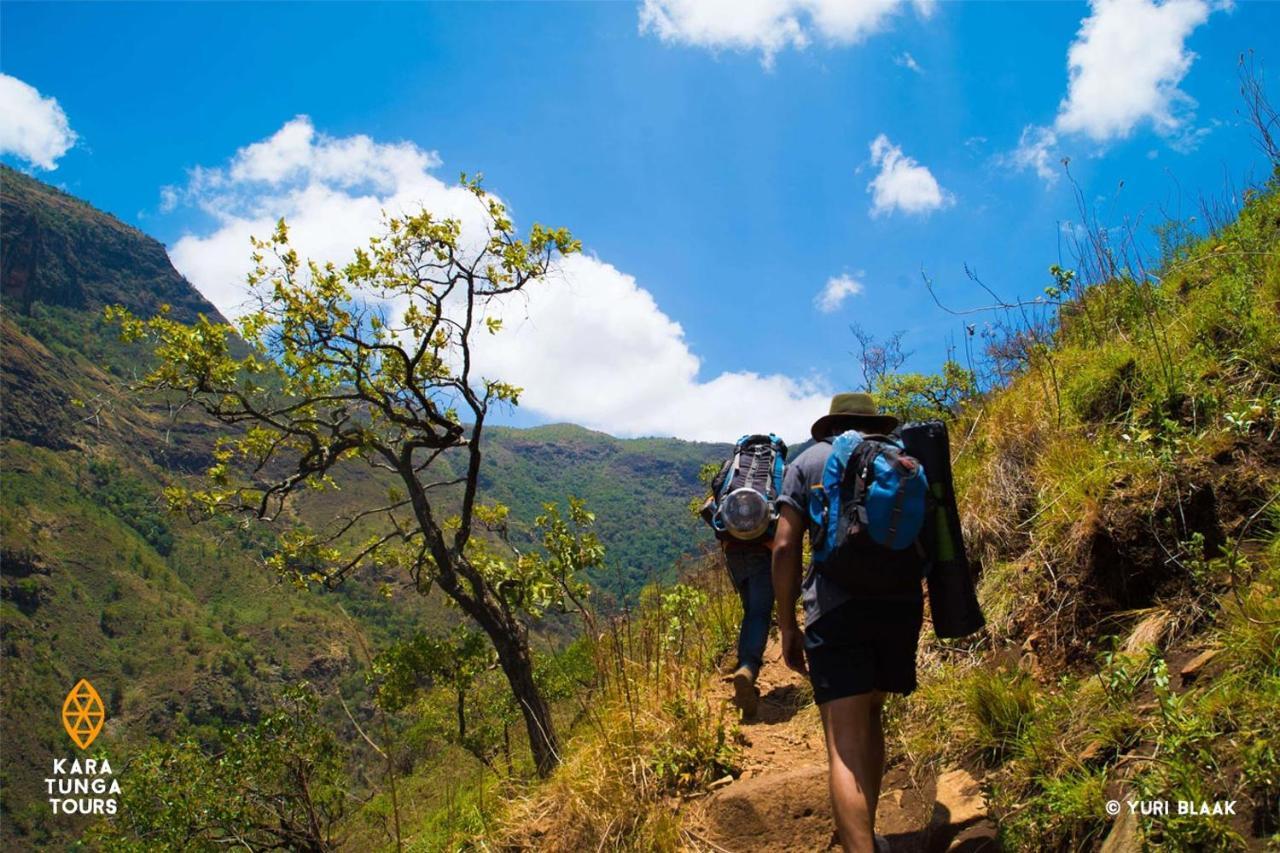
[777,440,923,628]
[777,441,853,627]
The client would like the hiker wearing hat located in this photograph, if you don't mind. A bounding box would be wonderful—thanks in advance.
[773,393,925,853]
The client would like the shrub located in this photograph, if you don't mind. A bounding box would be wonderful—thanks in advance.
[84,458,174,556]
[651,694,739,794]
[967,669,1037,767]
[93,685,348,851]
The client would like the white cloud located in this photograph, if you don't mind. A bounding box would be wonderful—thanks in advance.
[1166,118,1216,153]
[638,0,934,67]
[814,273,865,313]
[0,74,77,170]
[894,51,924,74]
[1006,125,1062,185]
[1004,0,1222,186]
[163,116,829,442]
[1055,0,1213,142]
[166,116,481,320]
[484,254,830,441]
[866,133,954,217]
[1059,220,1089,242]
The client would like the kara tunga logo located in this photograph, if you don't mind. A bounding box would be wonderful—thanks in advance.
[49,680,119,816]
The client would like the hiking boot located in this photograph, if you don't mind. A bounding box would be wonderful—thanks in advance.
[874,834,891,853]
[732,665,759,717]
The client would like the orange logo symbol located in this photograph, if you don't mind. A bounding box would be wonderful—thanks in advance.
[62,679,105,750]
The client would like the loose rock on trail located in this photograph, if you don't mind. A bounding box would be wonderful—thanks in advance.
[688,636,997,852]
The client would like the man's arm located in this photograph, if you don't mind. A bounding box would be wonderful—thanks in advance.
[772,504,807,674]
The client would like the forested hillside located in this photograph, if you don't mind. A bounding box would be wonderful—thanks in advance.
[0,167,725,847]
[480,423,724,596]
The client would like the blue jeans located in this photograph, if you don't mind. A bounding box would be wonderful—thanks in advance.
[726,550,774,676]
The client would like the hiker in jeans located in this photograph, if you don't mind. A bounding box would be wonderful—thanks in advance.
[701,434,788,717]
[724,539,774,716]
[773,393,925,853]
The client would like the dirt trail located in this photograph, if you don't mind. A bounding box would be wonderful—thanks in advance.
[687,636,997,853]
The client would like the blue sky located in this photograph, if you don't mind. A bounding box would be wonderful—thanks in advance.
[2,1,1276,441]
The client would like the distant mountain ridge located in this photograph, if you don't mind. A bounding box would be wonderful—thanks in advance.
[479,423,729,594]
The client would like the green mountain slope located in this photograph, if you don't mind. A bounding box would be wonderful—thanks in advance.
[0,167,727,846]
[480,423,727,596]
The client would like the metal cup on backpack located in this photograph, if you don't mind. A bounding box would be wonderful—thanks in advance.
[707,434,789,543]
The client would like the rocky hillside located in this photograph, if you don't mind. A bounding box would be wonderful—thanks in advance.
[1,165,221,323]
[480,423,726,596]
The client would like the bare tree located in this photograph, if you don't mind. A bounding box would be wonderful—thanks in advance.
[1240,50,1280,168]
[850,323,911,392]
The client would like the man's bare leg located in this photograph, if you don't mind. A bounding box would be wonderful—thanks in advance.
[820,690,887,853]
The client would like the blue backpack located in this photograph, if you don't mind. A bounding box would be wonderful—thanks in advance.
[809,431,929,586]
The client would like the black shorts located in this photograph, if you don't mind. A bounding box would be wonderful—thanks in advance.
[804,597,924,704]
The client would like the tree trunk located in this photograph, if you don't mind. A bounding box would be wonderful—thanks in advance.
[456,689,466,743]
[403,467,563,776]
[450,579,561,777]
[492,631,560,778]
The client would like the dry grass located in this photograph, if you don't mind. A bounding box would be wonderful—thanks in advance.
[493,555,743,851]
[495,702,701,851]
[492,185,1280,850]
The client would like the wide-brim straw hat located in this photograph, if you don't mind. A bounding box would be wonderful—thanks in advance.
[810,392,899,441]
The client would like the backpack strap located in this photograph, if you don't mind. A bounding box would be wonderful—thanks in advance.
[710,458,732,498]
[744,443,763,493]
[770,437,785,502]
[846,440,878,531]
[815,430,865,561]
[883,449,909,546]
[721,435,753,498]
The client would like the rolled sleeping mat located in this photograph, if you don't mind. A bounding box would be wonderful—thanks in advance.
[927,561,985,639]
[896,421,960,560]
[897,421,986,639]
